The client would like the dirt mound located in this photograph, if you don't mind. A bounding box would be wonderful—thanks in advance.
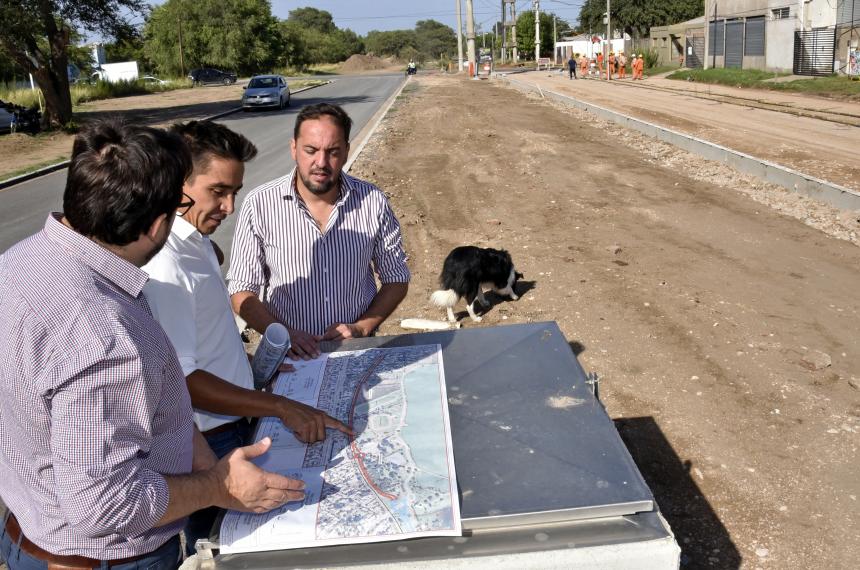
[339,54,389,73]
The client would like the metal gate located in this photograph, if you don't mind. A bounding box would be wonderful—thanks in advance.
[685,37,705,68]
[793,28,836,76]
[725,20,744,68]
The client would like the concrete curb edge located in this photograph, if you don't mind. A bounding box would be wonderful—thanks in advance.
[344,77,409,173]
[499,75,860,212]
[0,80,333,191]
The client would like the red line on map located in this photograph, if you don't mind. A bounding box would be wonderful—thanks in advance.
[348,353,398,501]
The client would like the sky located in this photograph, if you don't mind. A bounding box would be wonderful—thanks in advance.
[141,0,585,35]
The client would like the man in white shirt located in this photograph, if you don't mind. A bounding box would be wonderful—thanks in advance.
[143,120,351,555]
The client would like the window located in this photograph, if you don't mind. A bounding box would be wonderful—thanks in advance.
[745,16,765,56]
[709,20,725,56]
[772,7,790,19]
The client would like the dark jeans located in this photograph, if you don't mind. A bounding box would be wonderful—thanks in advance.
[0,521,181,570]
[568,67,577,79]
[183,419,251,557]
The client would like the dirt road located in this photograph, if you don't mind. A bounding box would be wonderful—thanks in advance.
[350,75,860,569]
[512,70,860,192]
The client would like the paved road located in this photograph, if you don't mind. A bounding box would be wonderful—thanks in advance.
[0,73,404,268]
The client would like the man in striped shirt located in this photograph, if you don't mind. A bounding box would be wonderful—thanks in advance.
[0,121,304,570]
[228,103,410,359]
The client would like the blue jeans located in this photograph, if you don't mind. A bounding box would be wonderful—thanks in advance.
[0,520,181,570]
[183,419,251,557]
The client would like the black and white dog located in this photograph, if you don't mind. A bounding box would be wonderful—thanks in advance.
[430,246,523,322]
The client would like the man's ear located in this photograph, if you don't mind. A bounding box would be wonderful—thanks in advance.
[146,212,170,242]
[290,138,297,161]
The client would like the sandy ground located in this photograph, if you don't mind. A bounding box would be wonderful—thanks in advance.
[512,70,860,192]
[347,75,860,569]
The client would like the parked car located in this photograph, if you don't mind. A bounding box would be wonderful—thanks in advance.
[0,100,40,135]
[141,75,169,86]
[241,75,290,111]
[188,68,237,86]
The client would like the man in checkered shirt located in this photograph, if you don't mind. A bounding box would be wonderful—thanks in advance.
[0,120,304,570]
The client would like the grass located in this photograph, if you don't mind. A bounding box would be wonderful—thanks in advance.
[288,79,329,91]
[274,63,341,77]
[665,68,860,100]
[645,64,682,76]
[1,155,70,183]
[0,77,192,110]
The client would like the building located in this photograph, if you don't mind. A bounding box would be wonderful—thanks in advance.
[651,17,706,67]
[703,0,843,74]
[554,34,628,63]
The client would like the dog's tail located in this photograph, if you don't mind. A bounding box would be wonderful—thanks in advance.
[430,289,458,308]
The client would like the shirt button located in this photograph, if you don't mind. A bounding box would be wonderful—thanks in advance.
[325,297,329,303]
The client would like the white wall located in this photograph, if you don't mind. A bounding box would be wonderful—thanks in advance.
[766,19,795,70]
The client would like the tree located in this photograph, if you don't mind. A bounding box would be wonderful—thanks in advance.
[414,20,456,60]
[0,0,145,128]
[515,11,559,58]
[578,0,703,39]
[365,30,417,58]
[144,0,280,76]
[286,7,337,34]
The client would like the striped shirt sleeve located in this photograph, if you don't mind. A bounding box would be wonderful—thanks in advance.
[48,340,170,539]
[372,196,411,284]
[227,193,268,297]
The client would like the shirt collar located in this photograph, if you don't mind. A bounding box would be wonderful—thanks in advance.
[43,213,149,298]
[171,214,201,241]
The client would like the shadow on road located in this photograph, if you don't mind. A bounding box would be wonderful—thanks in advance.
[614,416,742,569]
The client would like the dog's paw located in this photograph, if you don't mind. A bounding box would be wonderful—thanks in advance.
[470,316,483,322]
[510,294,519,301]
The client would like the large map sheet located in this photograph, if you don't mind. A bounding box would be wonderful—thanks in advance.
[219,344,461,553]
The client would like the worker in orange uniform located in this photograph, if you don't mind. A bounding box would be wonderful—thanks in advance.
[608,52,616,80]
[617,51,627,79]
[597,50,604,74]
[632,53,644,80]
[579,53,587,77]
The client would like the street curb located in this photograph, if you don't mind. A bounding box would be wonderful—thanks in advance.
[0,81,333,191]
[343,77,408,173]
[499,75,860,212]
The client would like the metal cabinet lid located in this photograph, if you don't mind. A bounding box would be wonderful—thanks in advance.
[326,321,654,530]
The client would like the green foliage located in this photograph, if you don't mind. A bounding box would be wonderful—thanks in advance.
[365,30,417,57]
[414,20,456,60]
[666,69,860,100]
[0,77,191,109]
[104,33,148,67]
[642,48,660,69]
[578,0,703,39]
[0,0,147,127]
[516,11,563,58]
[144,0,281,76]
[287,7,337,34]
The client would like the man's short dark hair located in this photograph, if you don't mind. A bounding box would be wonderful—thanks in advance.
[170,120,258,177]
[293,103,352,143]
[64,120,191,246]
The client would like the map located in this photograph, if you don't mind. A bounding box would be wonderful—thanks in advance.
[218,344,461,553]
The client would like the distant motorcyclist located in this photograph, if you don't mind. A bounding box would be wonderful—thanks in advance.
[406,60,417,75]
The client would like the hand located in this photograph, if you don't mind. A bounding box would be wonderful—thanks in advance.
[276,397,353,443]
[322,322,366,341]
[286,328,322,361]
[212,438,305,513]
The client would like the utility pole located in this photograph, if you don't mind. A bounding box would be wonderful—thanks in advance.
[534,0,540,69]
[501,1,506,63]
[466,0,477,76]
[456,0,464,71]
[511,1,518,63]
[605,0,610,81]
[553,15,557,64]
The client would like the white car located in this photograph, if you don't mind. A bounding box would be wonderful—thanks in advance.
[142,75,169,86]
[242,75,290,110]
